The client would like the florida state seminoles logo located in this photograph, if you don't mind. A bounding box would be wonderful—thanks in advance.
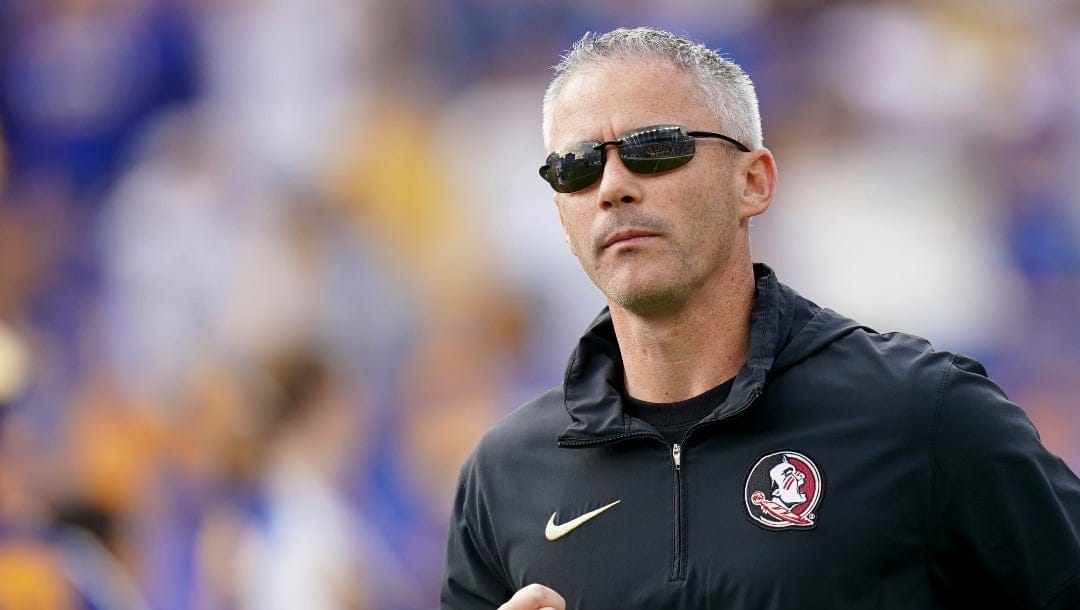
[744,451,823,530]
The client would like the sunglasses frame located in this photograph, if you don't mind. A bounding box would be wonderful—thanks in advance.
[539,124,751,194]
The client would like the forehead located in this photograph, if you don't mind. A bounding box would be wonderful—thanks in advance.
[549,57,717,147]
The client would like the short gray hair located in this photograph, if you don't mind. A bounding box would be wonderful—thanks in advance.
[541,27,762,151]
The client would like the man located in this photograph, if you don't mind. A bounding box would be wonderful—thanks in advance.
[441,27,1080,609]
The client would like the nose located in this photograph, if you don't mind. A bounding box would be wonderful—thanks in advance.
[595,148,642,209]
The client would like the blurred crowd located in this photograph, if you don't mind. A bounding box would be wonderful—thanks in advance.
[0,0,1078,607]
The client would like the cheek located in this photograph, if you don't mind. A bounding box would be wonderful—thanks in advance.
[674,194,739,267]
[559,205,592,254]
[679,187,732,236]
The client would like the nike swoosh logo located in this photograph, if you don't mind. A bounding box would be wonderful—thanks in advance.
[544,500,621,541]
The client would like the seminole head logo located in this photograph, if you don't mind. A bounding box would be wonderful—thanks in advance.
[744,451,823,530]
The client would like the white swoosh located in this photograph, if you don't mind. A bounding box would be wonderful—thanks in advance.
[544,500,621,541]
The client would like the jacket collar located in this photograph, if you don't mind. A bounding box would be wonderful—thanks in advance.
[557,263,795,445]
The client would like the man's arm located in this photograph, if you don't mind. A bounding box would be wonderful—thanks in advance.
[441,455,515,609]
[443,512,565,610]
[928,354,1080,608]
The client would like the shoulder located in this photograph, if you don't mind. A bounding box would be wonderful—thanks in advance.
[832,330,1042,473]
[930,352,1040,468]
[836,324,946,372]
[815,323,1045,470]
[460,386,570,481]
[486,386,569,450]
[845,328,1011,416]
[775,316,1018,446]
[784,317,957,403]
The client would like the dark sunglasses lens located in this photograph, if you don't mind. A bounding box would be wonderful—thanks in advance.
[541,142,604,193]
[620,126,695,173]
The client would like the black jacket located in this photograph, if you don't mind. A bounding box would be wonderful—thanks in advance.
[442,265,1080,609]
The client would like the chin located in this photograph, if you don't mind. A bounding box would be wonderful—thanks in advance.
[591,261,695,314]
[606,282,687,317]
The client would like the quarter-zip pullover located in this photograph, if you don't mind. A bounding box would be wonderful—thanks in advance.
[442,264,1080,609]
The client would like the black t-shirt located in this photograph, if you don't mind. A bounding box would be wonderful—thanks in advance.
[622,377,735,444]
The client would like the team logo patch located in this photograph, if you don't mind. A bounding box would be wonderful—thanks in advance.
[744,451,823,530]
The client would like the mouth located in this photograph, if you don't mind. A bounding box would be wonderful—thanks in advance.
[602,228,661,249]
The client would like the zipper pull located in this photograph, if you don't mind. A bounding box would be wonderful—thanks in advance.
[672,443,682,470]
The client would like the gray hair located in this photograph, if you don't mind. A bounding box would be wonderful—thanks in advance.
[541,27,762,151]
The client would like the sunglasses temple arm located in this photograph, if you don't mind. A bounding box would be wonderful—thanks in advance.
[686,131,752,153]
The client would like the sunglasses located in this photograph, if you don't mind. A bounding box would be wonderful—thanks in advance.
[539,124,751,193]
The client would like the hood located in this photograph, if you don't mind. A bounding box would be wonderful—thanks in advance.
[557,263,868,445]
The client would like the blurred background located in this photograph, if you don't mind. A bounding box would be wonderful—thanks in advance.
[0,0,1078,607]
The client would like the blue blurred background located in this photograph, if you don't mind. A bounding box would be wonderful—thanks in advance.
[0,0,1077,608]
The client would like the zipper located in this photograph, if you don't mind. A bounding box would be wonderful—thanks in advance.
[670,442,686,582]
[668,390,760,583]
[561,389,762,584]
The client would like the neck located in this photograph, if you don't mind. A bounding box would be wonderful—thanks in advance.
[611,260,755,403]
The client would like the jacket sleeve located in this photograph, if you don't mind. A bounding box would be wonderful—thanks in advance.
[928,354,1080,609]
[441,452,513,610]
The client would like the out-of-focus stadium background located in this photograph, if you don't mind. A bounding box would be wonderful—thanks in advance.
[0,0,1077,607]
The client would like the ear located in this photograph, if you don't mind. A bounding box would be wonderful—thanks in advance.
[737,148,777,221]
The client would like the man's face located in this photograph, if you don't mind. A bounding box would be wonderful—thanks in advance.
[549,58,745,317]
